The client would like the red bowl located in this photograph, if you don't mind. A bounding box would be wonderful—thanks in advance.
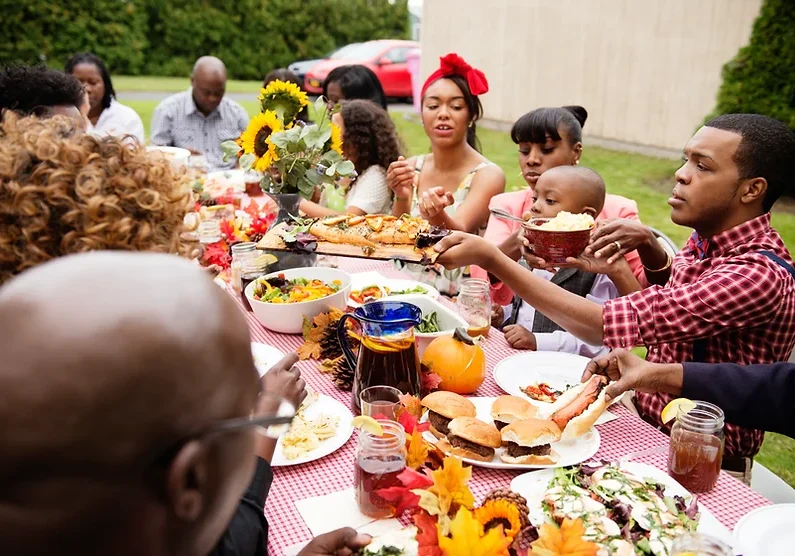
[522,218,593,264]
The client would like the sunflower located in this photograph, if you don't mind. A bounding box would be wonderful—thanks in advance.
[240,111,283,172]
[328,122,344,155]
[474,499,524,542]
[259,80,309,123]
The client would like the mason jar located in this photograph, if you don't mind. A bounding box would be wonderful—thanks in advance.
[457,278,492,338]
[667,401,725,493]
[354,420,406,518]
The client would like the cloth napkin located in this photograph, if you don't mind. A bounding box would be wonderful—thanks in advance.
[286,488,402,555]
[595,409,620,426]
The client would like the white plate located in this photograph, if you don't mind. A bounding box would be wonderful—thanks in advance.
[511,461,731,547]
[271,394,354,467]
[493,351,624,415]
[251,343,285,377]
[733,504,795,556]
[421,396,600,470]
[348,271,439,308]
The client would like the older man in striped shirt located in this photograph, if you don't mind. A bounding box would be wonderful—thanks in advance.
[151,56,248,171]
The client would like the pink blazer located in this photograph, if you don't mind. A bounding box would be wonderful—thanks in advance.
[471,189,644,306]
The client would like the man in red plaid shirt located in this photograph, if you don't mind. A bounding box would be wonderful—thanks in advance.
[435,114,795,482]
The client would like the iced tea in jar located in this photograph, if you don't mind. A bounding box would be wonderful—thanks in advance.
[354,420,406,518]
[667,401,724,493]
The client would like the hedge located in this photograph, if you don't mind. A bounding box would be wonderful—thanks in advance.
[706,0,795,130]
[0,0,409,80]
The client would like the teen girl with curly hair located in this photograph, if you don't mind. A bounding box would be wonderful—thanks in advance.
[300,99,402,217]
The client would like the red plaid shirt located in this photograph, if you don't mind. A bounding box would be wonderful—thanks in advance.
[603,214,795,457]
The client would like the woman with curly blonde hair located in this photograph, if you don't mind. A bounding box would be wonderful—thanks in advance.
[0,112,195,284]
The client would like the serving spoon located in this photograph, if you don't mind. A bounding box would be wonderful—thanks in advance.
[489,207,527,224]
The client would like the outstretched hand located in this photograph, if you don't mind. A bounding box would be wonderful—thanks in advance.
[582,348,683,402]
[297,528,372,556]
[434,232,497,270]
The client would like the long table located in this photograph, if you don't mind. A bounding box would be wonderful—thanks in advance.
[231,257,770,555]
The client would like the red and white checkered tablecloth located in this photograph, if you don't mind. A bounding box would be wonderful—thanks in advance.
[231,258,771,555]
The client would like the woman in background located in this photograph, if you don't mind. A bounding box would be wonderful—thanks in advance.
[263,68,309,122]
[322,64,388,110]
[386,53,505,295]
[65,53,145,144]
[300,99,401,217]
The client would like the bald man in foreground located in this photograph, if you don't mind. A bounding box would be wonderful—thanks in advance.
[151,55,249,170]
[0,252,369,556]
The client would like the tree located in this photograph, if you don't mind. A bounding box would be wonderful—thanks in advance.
[706,0,795,130]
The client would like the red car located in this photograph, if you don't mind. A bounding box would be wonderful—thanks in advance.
[304,39,420,99]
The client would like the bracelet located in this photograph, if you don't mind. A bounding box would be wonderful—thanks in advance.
[643,252,672,273]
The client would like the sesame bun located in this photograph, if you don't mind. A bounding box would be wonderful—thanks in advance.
[501,419,562,447]
[491,395,537,424]
[447,417,501,448]
[421,391,476,419]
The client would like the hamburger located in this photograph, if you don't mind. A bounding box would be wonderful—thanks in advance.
[441,417,501,463]
[421,391,476,438]
[490,395,537,431]
[500,418,562,465]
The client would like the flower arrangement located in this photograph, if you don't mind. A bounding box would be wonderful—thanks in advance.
[221,79,356,199]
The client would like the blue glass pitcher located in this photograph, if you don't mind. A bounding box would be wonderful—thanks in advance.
[337,301,422,412]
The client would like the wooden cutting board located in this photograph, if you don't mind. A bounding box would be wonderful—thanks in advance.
[256,222,438,264]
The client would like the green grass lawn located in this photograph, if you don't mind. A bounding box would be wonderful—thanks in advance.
[114,75,263,93]
[120,90,795,487]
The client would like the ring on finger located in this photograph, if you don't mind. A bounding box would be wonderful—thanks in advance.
[613,241,622,251]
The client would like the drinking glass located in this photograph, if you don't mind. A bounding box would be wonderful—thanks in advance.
[360,385,403,420]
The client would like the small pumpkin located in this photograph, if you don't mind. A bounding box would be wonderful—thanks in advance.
[421,328,486,394]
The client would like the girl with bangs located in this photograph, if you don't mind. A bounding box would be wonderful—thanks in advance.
[471,106,644,307]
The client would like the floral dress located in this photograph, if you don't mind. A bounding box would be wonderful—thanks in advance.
[394,154,494,296]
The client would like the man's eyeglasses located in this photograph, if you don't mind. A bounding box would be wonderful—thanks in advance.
[148,394,296,470]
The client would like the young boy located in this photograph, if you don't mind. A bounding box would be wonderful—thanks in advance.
[436,114,795,483]
[492,165,639,356]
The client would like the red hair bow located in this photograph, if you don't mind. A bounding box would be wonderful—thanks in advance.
[421,53,489,98]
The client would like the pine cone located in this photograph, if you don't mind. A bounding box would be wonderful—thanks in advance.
[319,326,343,361]
[327,355,355,391]
[483,488,531,531]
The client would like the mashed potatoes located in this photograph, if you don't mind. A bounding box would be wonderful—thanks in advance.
[534,211,595,231]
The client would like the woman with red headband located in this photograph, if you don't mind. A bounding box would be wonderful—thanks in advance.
[388,53,506,295]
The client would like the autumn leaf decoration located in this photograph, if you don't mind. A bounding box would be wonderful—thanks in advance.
[413,511,443,556]
[376,467,433,516]
[296,308,345,360]
[437,507,511,556]
[526,518,599,556]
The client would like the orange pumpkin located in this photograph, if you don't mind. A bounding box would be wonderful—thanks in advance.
[421,328,486,394]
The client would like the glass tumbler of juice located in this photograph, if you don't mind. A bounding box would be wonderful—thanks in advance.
[667,401,724,493]
[354,420,406,518]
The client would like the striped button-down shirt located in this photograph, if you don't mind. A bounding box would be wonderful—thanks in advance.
[150,90,248,171]
[602,213,795,458]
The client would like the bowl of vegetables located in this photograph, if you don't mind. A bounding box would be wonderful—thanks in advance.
[245,267,352,334]
[389,294,469,358]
